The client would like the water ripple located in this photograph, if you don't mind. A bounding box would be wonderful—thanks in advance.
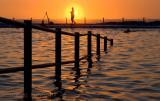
[0,28,160,101]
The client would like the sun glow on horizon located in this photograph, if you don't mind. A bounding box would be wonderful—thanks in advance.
[0,1,160,20]
[65,3,85,20]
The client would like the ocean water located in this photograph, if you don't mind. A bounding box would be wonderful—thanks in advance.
[0,28,160,101]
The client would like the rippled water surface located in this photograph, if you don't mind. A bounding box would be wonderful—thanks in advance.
[0,28,160,101]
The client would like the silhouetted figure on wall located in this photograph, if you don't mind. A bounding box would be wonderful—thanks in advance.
[71,7,75,24]
[143,17,146,24]
[103,17,104,24]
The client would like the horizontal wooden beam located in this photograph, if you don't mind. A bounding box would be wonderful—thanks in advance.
[0,55,87,74]
[0,17,75,36]
[0,17,112,38]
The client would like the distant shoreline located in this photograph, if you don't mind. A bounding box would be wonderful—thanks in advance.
[0,25,159,29]
[0,21,160,28]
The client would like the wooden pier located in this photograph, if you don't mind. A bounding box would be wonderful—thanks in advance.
[0,17,113,99]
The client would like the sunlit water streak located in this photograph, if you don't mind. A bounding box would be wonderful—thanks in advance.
[0,28,160,101]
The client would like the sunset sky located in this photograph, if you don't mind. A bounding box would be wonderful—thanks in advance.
[0,0,160,20]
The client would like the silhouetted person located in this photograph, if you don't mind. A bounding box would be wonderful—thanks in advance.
[122,17,125,24]
[103,17,104,24]
[143,17,146,24]
[71,7,75,24]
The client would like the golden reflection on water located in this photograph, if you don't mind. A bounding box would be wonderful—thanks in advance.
[0,28,160,101]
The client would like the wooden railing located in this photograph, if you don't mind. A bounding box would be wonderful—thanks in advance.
[0,17,113,98]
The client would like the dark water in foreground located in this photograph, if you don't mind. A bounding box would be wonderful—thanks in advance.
[0,28,160,101]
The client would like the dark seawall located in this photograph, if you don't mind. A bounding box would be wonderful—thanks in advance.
[1,21,160,28]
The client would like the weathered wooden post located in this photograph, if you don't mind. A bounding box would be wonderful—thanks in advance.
[66,18,68,24]
[104,37,107,52]
[87,31,92,62]
[24,20,32,98]
[96,34,100,57]
[110,39,113,46]
[55,28,61,81]
[75,32,80,68]
[54,28,62,96]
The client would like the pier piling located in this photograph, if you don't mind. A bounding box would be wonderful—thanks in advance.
[104,37,107,52]
[75,32,80,68]
[55,28,62,81]
[96,34,100,58]
[87,31,92,62]
[24,20,32,98]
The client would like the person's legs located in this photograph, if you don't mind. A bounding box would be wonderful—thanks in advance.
[71,17,74,24]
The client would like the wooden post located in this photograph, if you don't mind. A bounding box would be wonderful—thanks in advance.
[103,17,104,24]
[87,31,92,62]
[55,28,61,81]
[96,34,100,57]
[110,39,113,46]
[104,37,107,52]
[54,28,62,96]
[75,32,80,68]
[66,18,67,24]
[24,20,32,98]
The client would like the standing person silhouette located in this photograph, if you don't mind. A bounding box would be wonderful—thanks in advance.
[71,7,75,24]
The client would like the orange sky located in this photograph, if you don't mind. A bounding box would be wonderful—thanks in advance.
[0,0,160,20]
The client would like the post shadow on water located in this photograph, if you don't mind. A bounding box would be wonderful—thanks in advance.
[22,60,93,101]
[96,55,101,61]
[49,59,93,100]
[73,60,93,90]
[47,70,64,101]
[53,75,64,100]
[23,95,32,101]
[72,64,81,90]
